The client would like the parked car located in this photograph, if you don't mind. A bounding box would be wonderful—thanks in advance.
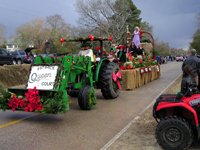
[24,47,37,64]
[38,54,49,57]
[0,49,17,65]
[176,56,184,62]
[9,50,26,64]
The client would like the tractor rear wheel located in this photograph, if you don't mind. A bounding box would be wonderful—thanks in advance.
[99,62,120,99]
[155,116,193,150]
[67,90,79,97]
[78,85,97,110]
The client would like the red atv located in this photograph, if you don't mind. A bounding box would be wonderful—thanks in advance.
[153,84,200,150]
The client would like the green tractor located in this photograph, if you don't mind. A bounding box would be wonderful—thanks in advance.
[3,37,122,114]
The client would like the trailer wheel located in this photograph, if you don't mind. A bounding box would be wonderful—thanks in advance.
[99,62,120,99]
[78,86,97,110]
[155,116,193,150]
[67,90,79,97]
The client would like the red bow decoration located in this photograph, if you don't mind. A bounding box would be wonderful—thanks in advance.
[140,30,143,39]
[88,34,94,41]
[109,36,113,41]
[96,46,101,52]
[88,34,92,38]
[60,38,65,43]
[112,71,122,90]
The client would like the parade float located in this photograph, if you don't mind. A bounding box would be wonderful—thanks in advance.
[118,54,160,90]
[0,36,122,114]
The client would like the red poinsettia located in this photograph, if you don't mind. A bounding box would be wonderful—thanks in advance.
[24,87,43,112]
[138,59,142,63]
[8,87,43,112]
[120,66,125,70]
[128,53,133,60]
[126,65,132,70]
[8,95,25,111]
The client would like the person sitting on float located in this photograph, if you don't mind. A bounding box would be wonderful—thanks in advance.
[78,42,94,62]
[107,48,115,60]
[111,43,117,53]
[129,42,138,57]
[113,45,126,63]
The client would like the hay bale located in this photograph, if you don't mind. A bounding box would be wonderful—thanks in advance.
[141,43,153,57]
[0,64,31,88]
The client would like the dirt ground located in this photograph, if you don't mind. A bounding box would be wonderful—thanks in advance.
[108,76,200,150]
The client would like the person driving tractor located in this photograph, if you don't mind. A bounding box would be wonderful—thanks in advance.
[78,42,94,62]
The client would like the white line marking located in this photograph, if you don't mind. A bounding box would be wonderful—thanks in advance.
[100,73,182,150]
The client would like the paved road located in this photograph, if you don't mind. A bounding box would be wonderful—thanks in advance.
[0,61,182,150]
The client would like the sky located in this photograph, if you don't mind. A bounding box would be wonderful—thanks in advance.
[0,0,199,50]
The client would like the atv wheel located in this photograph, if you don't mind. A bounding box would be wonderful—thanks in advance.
[78,86,97,110]
[155,116,193,150]
[99,62,120,99]
[67,90,79,97]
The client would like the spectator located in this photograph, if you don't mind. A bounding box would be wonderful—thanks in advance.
[182,49,200,86]
[180,65,197,97]
[156,56,161,65]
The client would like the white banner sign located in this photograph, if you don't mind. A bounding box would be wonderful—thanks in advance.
[27,66,58,90]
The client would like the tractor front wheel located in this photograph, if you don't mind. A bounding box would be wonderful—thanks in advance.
[78,86,97,110]
[99,62,120,99]
[155,116,193,150]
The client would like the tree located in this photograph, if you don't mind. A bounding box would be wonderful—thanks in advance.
[190,29,200,53]
[46,14,71,53]
[75,0,142,45]
[190,12,200,54]
[15,18,50,49]
[125,0,142,33]
[0,24,6,45]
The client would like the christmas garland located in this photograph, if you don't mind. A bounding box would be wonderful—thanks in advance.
[86,87,97,109]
